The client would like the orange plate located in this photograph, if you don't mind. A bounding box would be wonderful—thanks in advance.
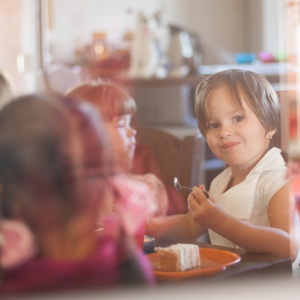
[148,248,241,280]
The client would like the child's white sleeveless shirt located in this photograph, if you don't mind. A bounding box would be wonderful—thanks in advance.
[208,147,287,249]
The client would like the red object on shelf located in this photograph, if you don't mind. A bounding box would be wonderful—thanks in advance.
[289,110,298,140]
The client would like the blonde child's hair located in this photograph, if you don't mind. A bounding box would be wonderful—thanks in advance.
[67,83,136,122]
[195,69,280,147]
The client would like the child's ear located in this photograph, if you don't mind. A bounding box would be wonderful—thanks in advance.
[265,128,277,139]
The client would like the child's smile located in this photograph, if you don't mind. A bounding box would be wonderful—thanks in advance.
[220,141,240,150]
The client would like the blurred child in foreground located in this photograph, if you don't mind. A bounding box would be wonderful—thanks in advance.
[0,93,154,295]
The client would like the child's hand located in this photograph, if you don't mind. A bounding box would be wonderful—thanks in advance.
[198,184,213,201]
[187,186,223,229]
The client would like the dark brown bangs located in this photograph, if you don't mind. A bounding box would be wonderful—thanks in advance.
[229,84,247,112]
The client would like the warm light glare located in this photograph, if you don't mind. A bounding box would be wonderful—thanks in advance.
[95,45,105,54]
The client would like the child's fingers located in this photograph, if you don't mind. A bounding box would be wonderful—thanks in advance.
[193,186,217,204]
[193,186,209,201]
[186,187,207,212]
[187,195,199,217]
[198,184,210,199]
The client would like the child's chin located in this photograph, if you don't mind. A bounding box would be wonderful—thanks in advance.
[121,158,133,172]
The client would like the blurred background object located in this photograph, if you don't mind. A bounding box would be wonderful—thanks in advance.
[167,24,201,77]
[0,0,288,94]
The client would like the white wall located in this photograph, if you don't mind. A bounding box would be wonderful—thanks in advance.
[262,0,286,53]
[48,0,285,65]
[245,0,286,53]
[160,0,248,64]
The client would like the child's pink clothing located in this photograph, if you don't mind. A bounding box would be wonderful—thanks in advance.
[0,236,154,296]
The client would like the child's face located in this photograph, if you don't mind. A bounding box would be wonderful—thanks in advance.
[105,114,136,172]
[205,86,276,170]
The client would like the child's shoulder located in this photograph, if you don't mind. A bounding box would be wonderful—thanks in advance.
[258,166,287,182]
[256,167,288,201]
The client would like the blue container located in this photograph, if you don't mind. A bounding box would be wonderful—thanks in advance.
[235,52,256,64]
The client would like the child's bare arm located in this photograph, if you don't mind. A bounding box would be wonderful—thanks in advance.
[188,185,298,259]
[145,213,206,242]
[267,183,299,260]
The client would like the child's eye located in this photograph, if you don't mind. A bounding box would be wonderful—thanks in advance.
[115,120,126,128]
[208,123,219,130]
[233,116,244,123]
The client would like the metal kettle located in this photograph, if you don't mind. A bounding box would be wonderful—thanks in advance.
[167,25,201,77]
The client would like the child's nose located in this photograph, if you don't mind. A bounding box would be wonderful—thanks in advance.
[128,126,137,137]
[219,124,233,137]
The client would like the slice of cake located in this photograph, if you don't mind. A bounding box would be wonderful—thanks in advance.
[154,243,200,272]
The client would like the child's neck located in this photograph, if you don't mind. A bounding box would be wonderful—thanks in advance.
[230,159,259,183]
[230,148,269,182]
[225,174,245,191]
[225,167,250,191]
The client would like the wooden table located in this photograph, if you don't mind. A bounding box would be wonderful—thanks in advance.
[143,238,292,284]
